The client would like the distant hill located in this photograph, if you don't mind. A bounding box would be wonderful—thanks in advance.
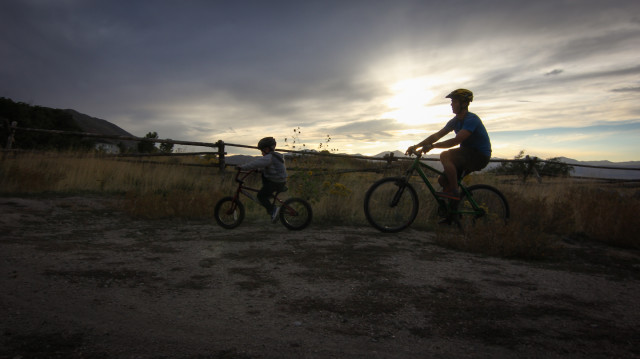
[65,109,133,137]
[376,150,639,180]
[64,109,137,150]
[374,150,440,161]
[224,155,259,166]
[556,157,640,180]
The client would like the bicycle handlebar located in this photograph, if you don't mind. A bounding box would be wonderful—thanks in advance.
[405,144,434,158]
[234,168,255,183]
[406,149,422,158]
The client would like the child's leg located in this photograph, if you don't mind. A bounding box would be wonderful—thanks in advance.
[257,177,286,214]
[257,184,275,214]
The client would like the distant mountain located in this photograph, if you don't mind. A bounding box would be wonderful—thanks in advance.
[376,150,639,180]
[374,150,440,161]
[556,157,640,180]
[374,150,407,158]
[224,155,259,166]
[64,109,137,149]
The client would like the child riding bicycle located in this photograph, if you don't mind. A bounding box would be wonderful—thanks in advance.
[238,136,287,222]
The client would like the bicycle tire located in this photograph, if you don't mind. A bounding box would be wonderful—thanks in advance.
[456,184,509,231]
[214,196,245,229]
[364,177,419,233]
[280,197,312,230]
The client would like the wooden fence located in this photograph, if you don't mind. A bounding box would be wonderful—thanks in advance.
[3,123,640,182]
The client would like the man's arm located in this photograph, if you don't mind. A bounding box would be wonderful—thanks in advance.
[417,127,449,147]
[432,129,471,149]
[406,127,450,154]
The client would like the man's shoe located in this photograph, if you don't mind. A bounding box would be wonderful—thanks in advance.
[436,191,460,201]
[271,206,281,223]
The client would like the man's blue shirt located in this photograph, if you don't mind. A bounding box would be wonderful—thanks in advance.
[444,112,491,157]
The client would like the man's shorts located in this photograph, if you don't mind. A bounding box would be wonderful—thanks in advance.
[446,147,491,179]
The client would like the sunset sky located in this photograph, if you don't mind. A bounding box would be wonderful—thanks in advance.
[2,0,639,161]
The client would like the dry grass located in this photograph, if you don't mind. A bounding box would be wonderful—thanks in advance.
[434,176,640,257]
[1,151,638,257]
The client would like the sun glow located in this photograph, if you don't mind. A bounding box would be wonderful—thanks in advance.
[383,78,447,126]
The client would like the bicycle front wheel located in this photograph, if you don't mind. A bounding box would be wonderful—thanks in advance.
[214,196,245,229]
[364,177,419,233]
[456,184,509,231]
[280,197,312,230]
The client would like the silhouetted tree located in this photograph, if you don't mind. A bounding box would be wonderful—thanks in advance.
[138,131,158,153]
[159,141,174,153]
[539,157,574,177]
[491,150,573,179]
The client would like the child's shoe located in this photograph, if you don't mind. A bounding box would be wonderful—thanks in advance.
[271,206,281,223]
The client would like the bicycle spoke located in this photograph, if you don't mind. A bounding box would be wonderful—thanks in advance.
[457,185,509,232]
[364,177,418,233]
[280,198,312,230]
[214,197,245,229]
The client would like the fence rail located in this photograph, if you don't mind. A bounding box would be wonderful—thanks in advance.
[3,123,639,182]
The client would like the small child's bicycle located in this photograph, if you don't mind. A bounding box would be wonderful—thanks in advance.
[214,169,312,230]
[364,149,509,232]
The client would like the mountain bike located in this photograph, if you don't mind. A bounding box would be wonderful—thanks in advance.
[364,149,509,233]
[214,169,312,230]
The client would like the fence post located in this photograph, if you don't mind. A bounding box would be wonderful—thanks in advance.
[216,140,226,171]
[5,120,17,150]
[383,152,398,167]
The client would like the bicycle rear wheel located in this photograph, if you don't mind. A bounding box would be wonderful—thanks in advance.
[280,197,312,230]
[456,184,509,232]
[364,177,419,233]
[214,196,245,229]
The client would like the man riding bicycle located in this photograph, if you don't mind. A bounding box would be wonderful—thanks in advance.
[405,89,491,201]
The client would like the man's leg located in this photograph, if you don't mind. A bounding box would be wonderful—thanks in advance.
[439,150,459,194]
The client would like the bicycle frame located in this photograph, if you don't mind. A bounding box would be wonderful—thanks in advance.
[402,152,485,217]
[231,170,286,209]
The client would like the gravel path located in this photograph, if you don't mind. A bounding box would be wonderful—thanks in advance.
[1,196,639,358]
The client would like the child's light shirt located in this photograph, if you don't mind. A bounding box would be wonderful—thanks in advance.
[240,152,287,182]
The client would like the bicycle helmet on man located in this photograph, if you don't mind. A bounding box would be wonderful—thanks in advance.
[445,88,473,103]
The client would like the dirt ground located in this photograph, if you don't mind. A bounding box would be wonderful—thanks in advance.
[1,195,639,359]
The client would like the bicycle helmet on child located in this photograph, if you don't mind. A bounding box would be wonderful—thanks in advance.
[445,89,474,103]
[257,136,277,150]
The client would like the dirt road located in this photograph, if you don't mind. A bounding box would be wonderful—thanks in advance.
[1,196,639,358]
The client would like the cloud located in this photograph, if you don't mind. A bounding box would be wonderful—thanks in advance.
[2,0,640,160]
[611,86,640,93]
[545,69,563,76]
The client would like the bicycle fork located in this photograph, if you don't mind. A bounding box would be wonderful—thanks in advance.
[224,189,254,216]
[390,169,415,207]
[390,179,408,207]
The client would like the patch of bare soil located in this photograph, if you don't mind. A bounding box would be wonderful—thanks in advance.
[1,195,639,359]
